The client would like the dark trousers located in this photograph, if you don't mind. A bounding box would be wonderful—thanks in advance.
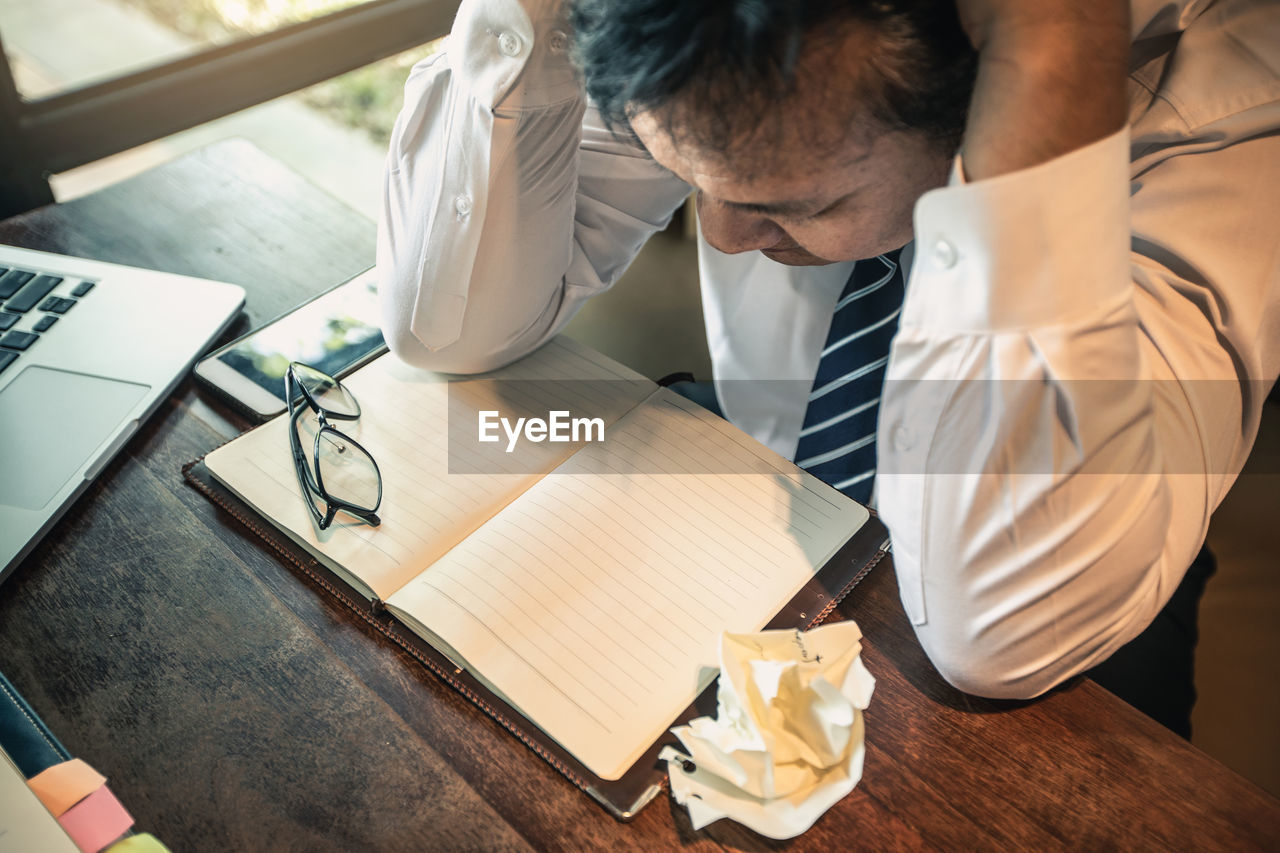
[1086,545,1217,739]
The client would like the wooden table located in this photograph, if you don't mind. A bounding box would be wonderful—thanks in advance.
[1,140,1276,851]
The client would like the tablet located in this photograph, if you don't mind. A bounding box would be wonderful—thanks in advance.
[195,267,386,420]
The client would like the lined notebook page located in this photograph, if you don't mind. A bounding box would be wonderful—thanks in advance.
[387,389,869,779]
[205,337,652,600]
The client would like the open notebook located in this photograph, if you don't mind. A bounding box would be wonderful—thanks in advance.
[194,336,887,815]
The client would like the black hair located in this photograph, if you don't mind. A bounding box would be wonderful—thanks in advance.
[568,0,977,155]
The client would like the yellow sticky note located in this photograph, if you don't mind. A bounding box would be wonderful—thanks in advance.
[106,833,171,852]
[27,758,107,817]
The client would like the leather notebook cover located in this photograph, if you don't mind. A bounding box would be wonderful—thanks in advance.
[0,670,72,779]
[183,456,888,820]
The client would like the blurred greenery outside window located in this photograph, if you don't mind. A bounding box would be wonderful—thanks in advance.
[118,0,441,146]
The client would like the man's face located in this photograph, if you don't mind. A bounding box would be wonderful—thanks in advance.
[629,25,954,265]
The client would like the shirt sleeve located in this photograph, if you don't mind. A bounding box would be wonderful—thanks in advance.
[877,121,1280,699]
[377,0,691,374]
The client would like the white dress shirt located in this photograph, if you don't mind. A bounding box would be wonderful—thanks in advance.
[378,0,1280,698]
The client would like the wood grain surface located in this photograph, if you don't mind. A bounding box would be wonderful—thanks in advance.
[0,139,1276,852]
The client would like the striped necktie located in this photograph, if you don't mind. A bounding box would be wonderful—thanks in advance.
[793,250,905,504]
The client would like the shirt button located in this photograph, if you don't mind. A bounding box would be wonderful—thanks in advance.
[890,424,914,452]
[931,238,958,269]
[548,29,568,54]
[454,195,472,217]
[497,31,523,57]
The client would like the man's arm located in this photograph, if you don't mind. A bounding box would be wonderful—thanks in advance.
[877,0,1280,697]
[378,0,690,375]
[956,0,1129,180]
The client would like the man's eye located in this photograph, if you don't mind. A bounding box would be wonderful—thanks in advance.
[772,203,839,223]
[766,207,822,222]
[803,199,847,221]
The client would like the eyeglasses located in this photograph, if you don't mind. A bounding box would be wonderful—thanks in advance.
[286,362,382,530]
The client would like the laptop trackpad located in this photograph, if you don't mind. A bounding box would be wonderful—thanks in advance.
[0,366,149,511]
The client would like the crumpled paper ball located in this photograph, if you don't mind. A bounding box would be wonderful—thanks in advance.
[660,620,875,838]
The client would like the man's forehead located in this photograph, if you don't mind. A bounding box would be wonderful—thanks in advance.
[632,105,875,202]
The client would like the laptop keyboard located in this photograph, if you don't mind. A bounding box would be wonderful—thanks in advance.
[0,265,95,375]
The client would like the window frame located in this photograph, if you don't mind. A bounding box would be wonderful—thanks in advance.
[0,0,457,218]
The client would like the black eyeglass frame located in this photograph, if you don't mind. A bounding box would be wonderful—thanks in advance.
[286,362,383,530]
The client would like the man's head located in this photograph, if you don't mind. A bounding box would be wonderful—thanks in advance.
[570,0,977,264]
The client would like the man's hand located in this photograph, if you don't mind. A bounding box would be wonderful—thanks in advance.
[955,0,1130,180]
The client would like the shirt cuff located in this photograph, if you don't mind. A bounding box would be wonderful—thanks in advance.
[903,127,1131,333]
[452,0,580,110]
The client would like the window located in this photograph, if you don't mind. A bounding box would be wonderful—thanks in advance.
[0,0,455,218]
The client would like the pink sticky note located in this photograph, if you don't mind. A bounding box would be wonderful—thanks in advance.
[28,758,108,817]
[57,785,134,853]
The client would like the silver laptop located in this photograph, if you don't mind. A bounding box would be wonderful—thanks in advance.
[0,244,245,581]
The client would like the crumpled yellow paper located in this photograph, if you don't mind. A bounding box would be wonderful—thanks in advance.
[660,620,875,838]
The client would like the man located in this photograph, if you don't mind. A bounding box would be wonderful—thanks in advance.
[378,0,1280,735]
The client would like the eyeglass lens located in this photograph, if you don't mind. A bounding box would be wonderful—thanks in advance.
[315,429,381,510]
[293,361,360,418]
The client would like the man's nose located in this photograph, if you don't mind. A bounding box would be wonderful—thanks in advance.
[696,194,787,254]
